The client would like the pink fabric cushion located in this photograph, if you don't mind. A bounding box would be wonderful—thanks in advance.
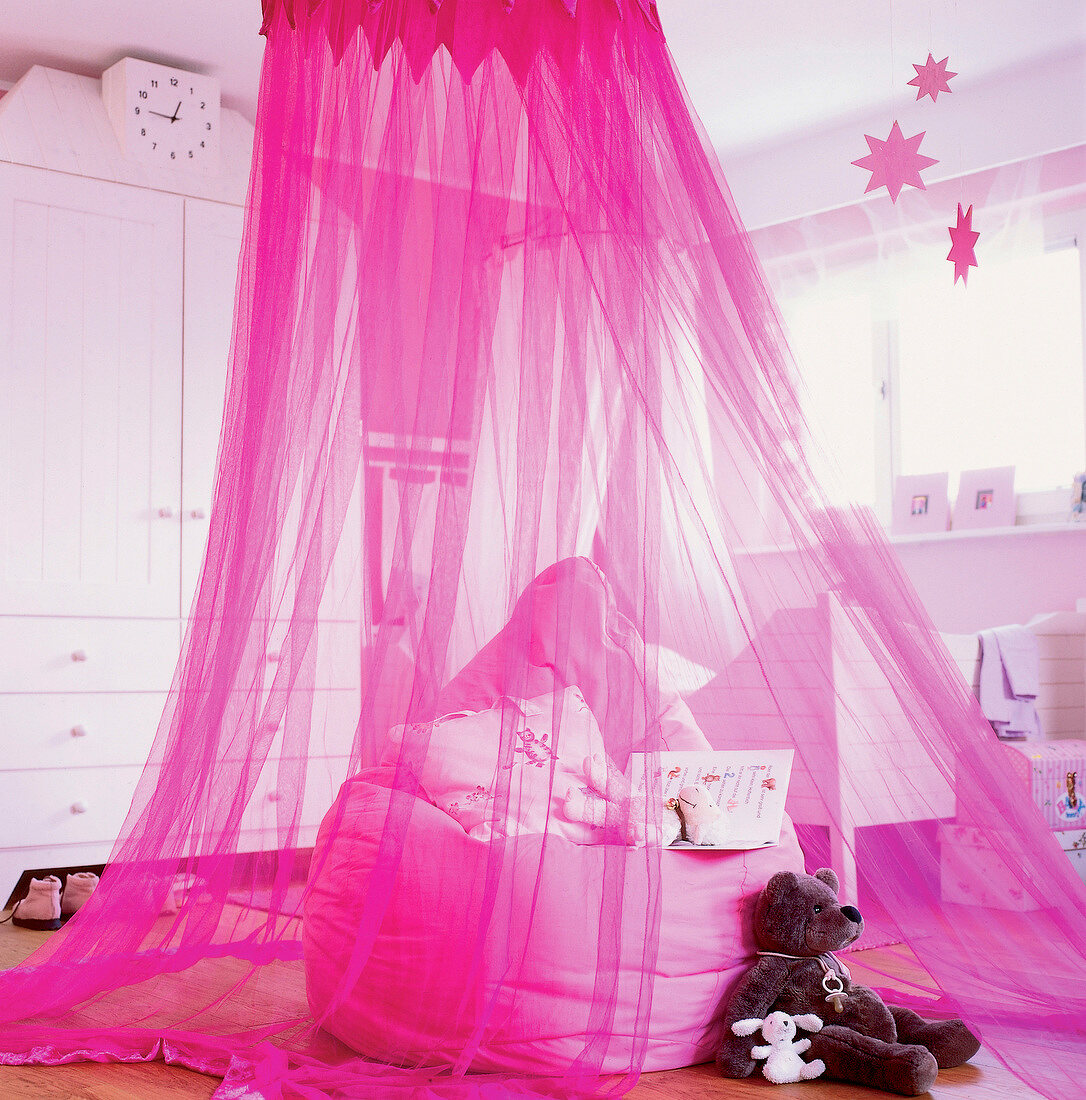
[436,558,709,755]
[381,686,610,841]
[303,769,806,1074]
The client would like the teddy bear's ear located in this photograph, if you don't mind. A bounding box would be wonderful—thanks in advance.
[813,867,839,894]
[762,871,799,906]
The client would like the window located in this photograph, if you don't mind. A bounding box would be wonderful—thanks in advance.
[784,285,879,507]
[780,241,1084,522]
[896,245,1084,493]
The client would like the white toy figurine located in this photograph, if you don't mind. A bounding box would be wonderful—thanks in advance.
[731,1011,826,1084]
[674,783,726,845]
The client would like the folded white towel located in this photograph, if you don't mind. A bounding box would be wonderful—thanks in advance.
[978,631,1010,724]
[978,627,1042,741]
[992,626,1040,698]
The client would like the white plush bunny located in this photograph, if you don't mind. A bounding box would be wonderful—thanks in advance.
[731,1011,826,1084]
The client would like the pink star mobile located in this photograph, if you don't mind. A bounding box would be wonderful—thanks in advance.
[947,204,980,284]
[908,53,957,101]
[852,121,939,203]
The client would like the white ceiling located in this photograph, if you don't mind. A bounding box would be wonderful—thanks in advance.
[0,1,1082,159]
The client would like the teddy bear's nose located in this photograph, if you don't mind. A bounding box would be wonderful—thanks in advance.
[841,905,862,924]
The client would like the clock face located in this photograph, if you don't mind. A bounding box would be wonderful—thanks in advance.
[105,58,221,172]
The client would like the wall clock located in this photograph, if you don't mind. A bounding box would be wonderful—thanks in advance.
[102,57,221,172]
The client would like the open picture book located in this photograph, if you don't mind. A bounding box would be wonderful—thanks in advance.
[630,749,794,850]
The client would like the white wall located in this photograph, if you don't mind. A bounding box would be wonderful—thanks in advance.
[892,527,1086,634]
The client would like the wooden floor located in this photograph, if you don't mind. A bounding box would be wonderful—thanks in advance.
[625,1054,1036,1100]
[0,914,1040,1100]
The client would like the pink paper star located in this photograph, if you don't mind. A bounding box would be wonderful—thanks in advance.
[852,121,939,203]
[947,204,979,284]
[907,53,957,101]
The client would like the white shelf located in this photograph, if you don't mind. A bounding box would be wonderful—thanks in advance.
[738,521,1086,557]
[889,521,1086,546]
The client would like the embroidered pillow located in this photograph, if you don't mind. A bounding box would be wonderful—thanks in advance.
[383,686,607,842]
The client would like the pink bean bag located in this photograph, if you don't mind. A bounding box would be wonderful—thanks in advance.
[304,560,806,1071]
[303,768,806,1073]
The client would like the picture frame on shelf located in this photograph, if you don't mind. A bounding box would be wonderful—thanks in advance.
[953,466,1016,529]
[891,472,950,535]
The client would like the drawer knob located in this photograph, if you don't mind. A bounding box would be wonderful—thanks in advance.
[157,506,175,519]
[188,507,207,520]
[70,801,88,815]
[266,651,281,663]
[71,650,88,663]
[267,790,280,803]
[70,724,88,738]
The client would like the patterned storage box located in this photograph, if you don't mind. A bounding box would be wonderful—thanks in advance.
[938,824,1040,911]
[1001,739,1086,831]
[1060,830,1086,884]
[939,824,1086,907]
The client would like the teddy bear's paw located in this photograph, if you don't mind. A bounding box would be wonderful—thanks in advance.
[888,1047,939,1097]
[563,787,591,824]
[911,1018,980,1069]
[582,754,608,793]
[927,1020,980,1069]
[809,1029,937,1096]
[624,815,648,847]
[716,1042,758,1080]
[888,1007,981,1068]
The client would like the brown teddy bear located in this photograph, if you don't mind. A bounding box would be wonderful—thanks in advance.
[716,868,980,1096]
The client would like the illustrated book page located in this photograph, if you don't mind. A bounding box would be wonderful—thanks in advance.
[630,749,794,849]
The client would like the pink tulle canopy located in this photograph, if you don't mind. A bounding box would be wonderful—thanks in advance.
[1,0,1083,1096]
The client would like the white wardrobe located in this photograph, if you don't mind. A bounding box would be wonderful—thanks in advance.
[0,67,358,895]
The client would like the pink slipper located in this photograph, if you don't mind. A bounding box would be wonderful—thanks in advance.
[8,875,62,931]
[60,872,99,922]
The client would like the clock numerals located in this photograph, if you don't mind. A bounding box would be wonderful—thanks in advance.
[106,58,220,170]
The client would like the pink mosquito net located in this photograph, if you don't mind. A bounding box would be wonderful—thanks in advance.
[1,0,1083,1096]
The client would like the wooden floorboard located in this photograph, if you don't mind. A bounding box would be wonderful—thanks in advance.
[0,921,216,1097]
[0,1060,219,1100]
[624,1051,1037,1100]
[0,915,1039,1098]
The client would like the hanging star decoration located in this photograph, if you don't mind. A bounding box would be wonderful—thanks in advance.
[947,203,979,284]
[852,121,939,203]
[907,53,957,101]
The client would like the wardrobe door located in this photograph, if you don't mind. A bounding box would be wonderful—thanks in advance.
[180,198,243,617]
[0,162,184,618]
